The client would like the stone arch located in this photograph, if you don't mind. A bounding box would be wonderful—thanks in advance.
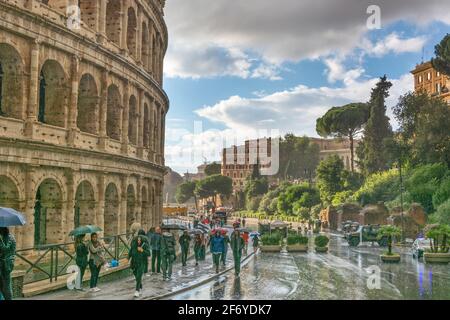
[106,0,121,46]
[0,43,24,119]
[39,60,69,127]
[126,184,136,231]
[141,185,149,230]
[141,21,150,70]
[34,178,63,247]
[104,183,119,237]
[74,180,96,228]
[79,0,98,30]
[0,175,20,209]
[143,103,150,147]
[77,73,99,134]
[127,7,137,58]
[128,95,138,145]
[106,84,122,140]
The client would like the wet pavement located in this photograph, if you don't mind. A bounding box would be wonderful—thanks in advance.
[170,233,450,300]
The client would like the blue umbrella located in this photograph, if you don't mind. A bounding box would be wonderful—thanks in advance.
[0,207,26,227]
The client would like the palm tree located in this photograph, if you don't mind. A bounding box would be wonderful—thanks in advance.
[378,225,401,255]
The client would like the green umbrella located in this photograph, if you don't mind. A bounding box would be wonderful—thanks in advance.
[69,225,102,237]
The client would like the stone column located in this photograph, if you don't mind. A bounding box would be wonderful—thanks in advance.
[136,8,143,64]
[121,80,130,154]
[23,165,37,250]
[67,55,80,146]
[24,40,40,138]
[98,68,109,150]
[136,176,142,225]
[97,174,105,236]
[137,88,144,158]
[160,107,165,165]
[121,0,129,54]
[155,103,161,163]
[148,25,154,75]
[119,175,128,234]
[64,169,75,243]
[150,179,156,227]
[96,0,107,44]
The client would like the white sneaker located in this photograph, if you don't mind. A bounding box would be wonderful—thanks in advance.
[134,291,140,298]
[94,287,101,292]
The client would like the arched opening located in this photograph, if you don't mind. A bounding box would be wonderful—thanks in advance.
[127,7,137,58]
[34,179,63,247]
[104,183,119,237]
[106,0,121,46]
[126,185,136,231]
[143,103,150,148]
[153,108,159,152]
[0,43,24,119]
[141,22,150,70]
[77,74,99,134]
[106,84,122,140]
[0,175,19,209]
[152,35,157,76]
[39,60,69,127]
[141,186,148,230]
[128,95,138,145]
[74,181,96,228]
[79,0,98,30]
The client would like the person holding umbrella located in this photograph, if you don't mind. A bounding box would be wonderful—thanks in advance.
[128,231,150,298]
[230,228,245,277]
[74,235,89,291]
[178,230,191,267]
[251,233,260,253]
[0,227,16,300]
[160,231,176,281]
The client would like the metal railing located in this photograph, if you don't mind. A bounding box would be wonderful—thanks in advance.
[15,234,132,285]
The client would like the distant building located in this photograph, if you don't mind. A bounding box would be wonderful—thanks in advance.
[184,161,220,182]
[411,61,450,103]
[221,137,357,192]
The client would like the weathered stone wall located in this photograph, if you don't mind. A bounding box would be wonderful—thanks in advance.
[0,0,168,249]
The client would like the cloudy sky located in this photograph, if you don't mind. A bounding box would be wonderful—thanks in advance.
[162,0,450,174]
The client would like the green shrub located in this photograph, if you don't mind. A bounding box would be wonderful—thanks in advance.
[433,175,450,209]
[246,196,262,212]
[314,235,329,247]
[332,190,354,206]
[287,234,308,245]
[352,169,401,206]
[261,233,282,245]
[435,199,450,225]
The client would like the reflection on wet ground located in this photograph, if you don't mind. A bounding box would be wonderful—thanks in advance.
[170,234,450,300]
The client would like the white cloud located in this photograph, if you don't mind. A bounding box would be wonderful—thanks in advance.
[165,0,448,79]
[362,33,428,57]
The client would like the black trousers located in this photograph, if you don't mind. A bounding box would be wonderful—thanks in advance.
[151,250,161,273]
[89,260,101,288]
[0,273,12,300]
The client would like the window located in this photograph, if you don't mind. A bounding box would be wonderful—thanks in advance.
[418,75,423,83]
[38,70,46,123]
[436,83,441,94]
[427,72,431,81]
[437,71,441,77]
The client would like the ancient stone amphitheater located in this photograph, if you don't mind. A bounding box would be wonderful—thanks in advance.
[0,0,168,250]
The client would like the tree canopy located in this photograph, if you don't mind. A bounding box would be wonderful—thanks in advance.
[432,33,450,76]
[204,162,222,176]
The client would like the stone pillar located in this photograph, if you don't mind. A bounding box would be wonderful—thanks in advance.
[23,165,37,250]
[121,81,130,154]
[136,8,143,64]
[96,0,107,44]
[160,107,165,165]
[24,40,40,138]
[64,169,75,243]
[67,55,80,146]
[155,103,161,163]
[98,69,109,150]
[120,0,129,54]
[137,88,144,158]
[97,174,105,236]
[136,176,142,225]
[148,25,154,75]
[119,175,128,234]
[150,179,156,227]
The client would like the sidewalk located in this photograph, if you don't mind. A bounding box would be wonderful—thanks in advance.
[25,251,255,300]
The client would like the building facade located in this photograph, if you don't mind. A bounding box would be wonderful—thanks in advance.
[0,0,168,250]
[222,137,356,192]
[411,61,450,103]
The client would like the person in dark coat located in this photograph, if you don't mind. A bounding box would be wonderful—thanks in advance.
[193,234,202,266]
[150,227,162,274]
[209,231,225,273]
[128,233,151,298]
[221,230,230,266]
[0,227,16,300]
[75,235,89,290]
[137,229,150,276]
[160,231,176,280]
[88,233,106,292]
[230,229,245,276]
[178,231,191,267]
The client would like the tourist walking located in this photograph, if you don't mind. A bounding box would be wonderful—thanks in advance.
[137,229,150,276]
[88,233,106,292]
[160,231,176,281]
[252,235,260,253]
[130,220,142,238]
[242,231,249,255]
[230,229,245,277]
[150,227,162,274]
[193,234,202,266]
[199,233,207,261]
[242,217,246,228]
[209,231,225,273]
[75,235,89,290]
[0,227,16,300]
[221,230,230,266]
[178,230,191,267]
[128,232,151,298]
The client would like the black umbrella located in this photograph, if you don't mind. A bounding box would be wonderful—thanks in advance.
[161,224,187,230]
[189,229,204,235]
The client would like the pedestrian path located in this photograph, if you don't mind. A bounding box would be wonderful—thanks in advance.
[26,252,254,300]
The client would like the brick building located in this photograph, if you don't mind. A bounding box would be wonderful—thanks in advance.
[411,61,450,103]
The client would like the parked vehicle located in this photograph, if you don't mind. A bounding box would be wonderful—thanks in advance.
[346,224,388,247]
[412,238,432,259]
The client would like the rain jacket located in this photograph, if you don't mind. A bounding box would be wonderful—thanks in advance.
[150,233,162,251]
[0,234,16,276]
[230,232,245,253]
[160,233,176,259]
[179,234,191,251]
[75,242,89,269]
[128,235,151,271]
[210,235,225,254]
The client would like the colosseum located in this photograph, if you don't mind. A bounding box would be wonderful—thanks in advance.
[0,0,168,250]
